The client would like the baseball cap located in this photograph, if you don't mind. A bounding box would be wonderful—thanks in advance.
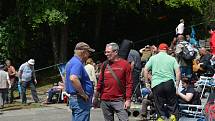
[75,42,95,52]
[28,59,35,65]
[158,43,168,50]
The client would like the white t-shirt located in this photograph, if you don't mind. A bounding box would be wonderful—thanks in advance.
[176,23,184,35]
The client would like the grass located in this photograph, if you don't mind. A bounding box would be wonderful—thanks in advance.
[2,68,63,111]
[3,83,54,111]
[3,102,44,111]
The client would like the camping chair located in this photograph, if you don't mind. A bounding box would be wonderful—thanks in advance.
[179,76,215,120]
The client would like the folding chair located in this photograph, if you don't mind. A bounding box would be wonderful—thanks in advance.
[179,76,215,120]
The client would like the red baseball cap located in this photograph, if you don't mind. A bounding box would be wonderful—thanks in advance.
[159,43,168,50]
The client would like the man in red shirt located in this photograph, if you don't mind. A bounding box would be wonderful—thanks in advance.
[209,25,215,55]
[93,42,132,121]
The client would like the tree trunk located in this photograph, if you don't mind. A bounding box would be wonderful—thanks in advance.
[59,24,68,63]
[94,6,102,44]
[50,26,59,64]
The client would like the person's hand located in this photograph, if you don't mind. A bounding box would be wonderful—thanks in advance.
[145,83,151,89]
[124,100,131,109]
[8,84,11,89]
[34,79,37,85]
[92,97,100,108]
[176,89,179,95]
[80,93,89,102]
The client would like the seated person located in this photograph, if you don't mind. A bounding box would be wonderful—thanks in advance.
[140,88,154,120]
[177,77,201,105]
[43,81,64,104]
[197,48,214,76]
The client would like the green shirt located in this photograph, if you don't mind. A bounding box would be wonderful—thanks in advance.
[145,52,179,88]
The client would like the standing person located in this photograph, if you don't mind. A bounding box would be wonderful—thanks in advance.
[85,58,97,87]
[144,43,181,121]
[93,42,132,121]
[65,42,95,121]
[18,59,39,104]
[0,64,11,114]
[208,25,215,55]
[5,59,16,103]
[127,47,142,103]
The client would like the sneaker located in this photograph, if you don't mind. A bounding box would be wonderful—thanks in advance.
[169,114,176,121]
[157,117,164,121]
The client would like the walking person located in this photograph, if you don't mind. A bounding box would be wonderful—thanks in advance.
[18,59,39,104]
[0,64,11,114]
[5,59,17,103]
[65,42,95,121]
[93,42,133,121]
[144,43,181,121]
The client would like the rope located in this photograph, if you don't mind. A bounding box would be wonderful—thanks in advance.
[35,63,64,72]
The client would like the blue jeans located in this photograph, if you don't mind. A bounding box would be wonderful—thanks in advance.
[21,81,39,103]
[69,95,91,121]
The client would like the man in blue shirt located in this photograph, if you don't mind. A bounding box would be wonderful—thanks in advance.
[18,59,39,104]
[65,42,95,121]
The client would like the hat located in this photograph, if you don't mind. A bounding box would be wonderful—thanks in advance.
[75,42,95,52]
[28,59,35,65]
[158,43,168,50]
[0,64,4,69]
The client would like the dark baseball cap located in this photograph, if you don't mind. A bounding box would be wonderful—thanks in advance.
[75,42,95,52]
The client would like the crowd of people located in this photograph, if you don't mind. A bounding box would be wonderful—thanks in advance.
[0,20,215,121]
[63,23,215,121]
[0,59,40,114]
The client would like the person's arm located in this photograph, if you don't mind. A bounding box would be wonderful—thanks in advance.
[143,58,152,88]
[18,64,24,81]
[175,67,181,87]
[178,92,194,102]
[6,73,11,88]
[70,74,88,101]
[174,59,181,88]
[32,66,37,84]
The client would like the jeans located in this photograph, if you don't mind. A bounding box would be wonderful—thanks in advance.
[21,81,39,103]
[47,88,61,102]
[69,95,91,121]
[0,89,8,108]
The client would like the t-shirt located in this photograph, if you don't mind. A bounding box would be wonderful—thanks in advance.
[179,85,201,105]
[19,62,35,82]
[145,52,179,88]
[65,56,94,96]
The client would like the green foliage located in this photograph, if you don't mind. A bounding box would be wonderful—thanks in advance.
[0,26,9,61]
[32,9,68,27]
[162,0,203,12]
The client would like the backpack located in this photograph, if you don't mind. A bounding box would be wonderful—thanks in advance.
[181,45,196,61]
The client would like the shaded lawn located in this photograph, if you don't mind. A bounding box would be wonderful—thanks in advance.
[3,83,53,111]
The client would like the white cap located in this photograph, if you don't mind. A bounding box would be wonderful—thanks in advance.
[28,59,35,65]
